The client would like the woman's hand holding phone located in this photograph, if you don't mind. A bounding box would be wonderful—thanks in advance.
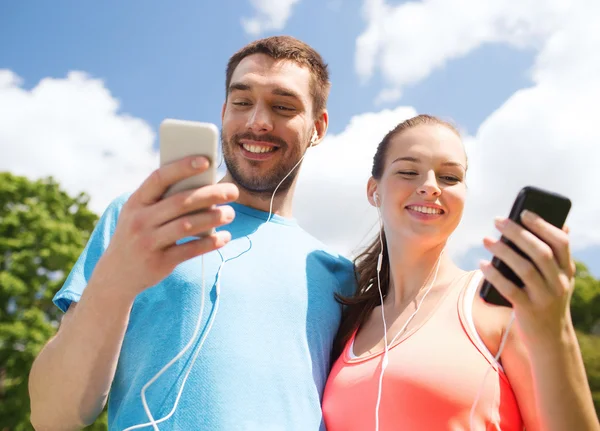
[479,210,576,345]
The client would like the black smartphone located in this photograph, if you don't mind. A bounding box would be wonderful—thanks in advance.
[480,186,572,307]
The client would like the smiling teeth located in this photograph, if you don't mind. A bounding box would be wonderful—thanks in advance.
[408,206,443,214]
[242,144,276,154]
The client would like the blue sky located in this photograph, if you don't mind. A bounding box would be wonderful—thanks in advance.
[1,1,536,135]
[1,0,599,275]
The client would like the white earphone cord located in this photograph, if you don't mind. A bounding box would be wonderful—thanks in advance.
[374,247,443,431]
[469,310,515,430]
[123,134,316,431]
[373,194,444,431]
[372,195,517,431]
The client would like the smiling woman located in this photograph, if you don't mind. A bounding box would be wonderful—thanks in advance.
[322,114,600,431]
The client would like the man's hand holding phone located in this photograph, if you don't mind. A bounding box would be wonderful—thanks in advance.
[94,155,239,302]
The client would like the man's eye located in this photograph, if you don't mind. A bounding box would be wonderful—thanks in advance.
[397,171,418,176]
[274,105,294,111]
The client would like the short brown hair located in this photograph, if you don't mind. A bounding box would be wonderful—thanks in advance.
[225,36,331,118]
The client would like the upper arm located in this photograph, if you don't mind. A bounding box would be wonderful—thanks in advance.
[472,289,540,430]
[36,302,79,353]
[499,321,542,431]
[52,195,126,313]
[58,302,78,333]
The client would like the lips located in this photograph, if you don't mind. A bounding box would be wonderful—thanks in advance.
[240,142,278,154]
[237,140,281,161]
[405,205,445,215]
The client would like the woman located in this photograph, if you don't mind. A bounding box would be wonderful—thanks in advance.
[322,115,599,430]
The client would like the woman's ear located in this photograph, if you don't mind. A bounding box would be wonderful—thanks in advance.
[367,177,379,207]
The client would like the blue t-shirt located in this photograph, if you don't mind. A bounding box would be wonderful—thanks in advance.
[53,194,356,431]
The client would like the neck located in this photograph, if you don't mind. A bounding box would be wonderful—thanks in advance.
[219,172,297,218]
[384,237,458,310]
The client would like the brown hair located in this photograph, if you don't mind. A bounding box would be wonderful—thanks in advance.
[331,114,463,360]
[225,36,331,118]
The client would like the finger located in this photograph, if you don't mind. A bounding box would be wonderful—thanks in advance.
[562,226,577,277]
[520,210,572,276]
[164,231,232,267]
[148,183,239,227]
[134,156,210,205]
[153,205,235,249]
[479,260,529,308]
[483,237,548,303]
[494,217,561,289]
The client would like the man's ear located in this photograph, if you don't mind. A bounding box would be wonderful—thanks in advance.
[310,110,329,146]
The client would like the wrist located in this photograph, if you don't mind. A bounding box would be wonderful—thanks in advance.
[85,253,141,308]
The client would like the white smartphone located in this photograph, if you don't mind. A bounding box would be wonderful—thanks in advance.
[159,118,219,235]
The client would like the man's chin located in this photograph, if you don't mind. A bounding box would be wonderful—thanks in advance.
[235,175,295,199]
[224,153,300,197]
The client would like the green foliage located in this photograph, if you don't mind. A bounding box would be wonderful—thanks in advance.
[573,262,600,418]
[0,172,106,430]
[577,331,600,416]
[572,262,600,333]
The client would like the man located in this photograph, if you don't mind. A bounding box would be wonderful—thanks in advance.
[28,36,356,430]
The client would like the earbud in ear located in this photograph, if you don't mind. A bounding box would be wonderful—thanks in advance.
[374,193,380,206]
[311,130,318,144]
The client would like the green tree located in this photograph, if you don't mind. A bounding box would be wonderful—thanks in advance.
[0,172,107,430]
[572,262,600,333]
[571,262,600,417]
[577,331,600,416]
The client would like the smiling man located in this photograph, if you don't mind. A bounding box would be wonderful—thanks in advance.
[221,41,329,209]
[29,36,356,431]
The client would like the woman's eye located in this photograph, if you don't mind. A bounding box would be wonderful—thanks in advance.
[440,176,461,183]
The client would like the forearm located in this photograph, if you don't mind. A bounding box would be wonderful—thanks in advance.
[29,274,136,430]
[528,325,599,431]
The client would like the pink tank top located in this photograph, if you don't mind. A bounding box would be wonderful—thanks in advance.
[322,271,524,430]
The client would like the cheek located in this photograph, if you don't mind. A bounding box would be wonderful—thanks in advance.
[223,106,248,128]
[445,187,466,217]
[221,114,234,137]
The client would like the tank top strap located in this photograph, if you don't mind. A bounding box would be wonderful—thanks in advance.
[457,270,506,374]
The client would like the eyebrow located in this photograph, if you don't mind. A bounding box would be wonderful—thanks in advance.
[228,82,302,100]
[391,156,465,169]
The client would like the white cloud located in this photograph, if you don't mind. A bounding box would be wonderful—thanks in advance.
[0,70,157,214]
[241,0,301,36]
[355,0,571,99]
[295,107,418,256]
[455,5,600,254]
[2,0,598,267]
[294,0,600,261]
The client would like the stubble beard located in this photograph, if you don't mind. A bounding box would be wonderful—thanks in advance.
[221,131,308,200]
